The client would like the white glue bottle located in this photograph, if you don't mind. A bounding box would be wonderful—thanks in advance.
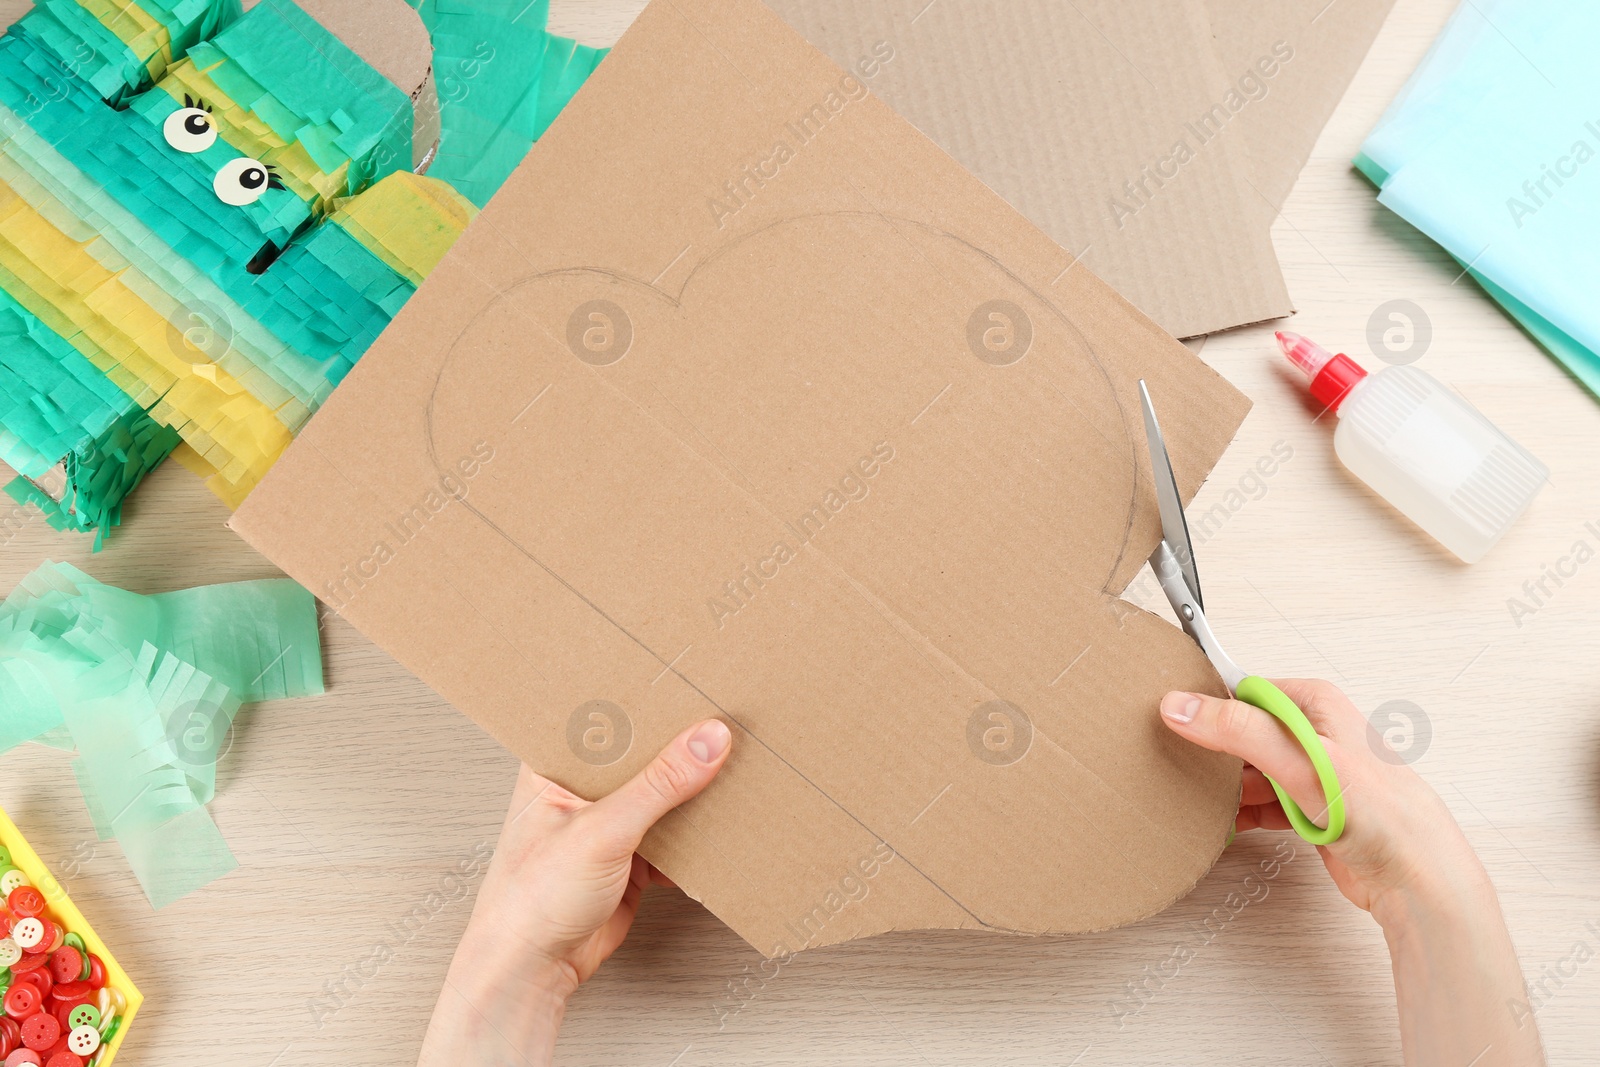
[1277,331,1546,563]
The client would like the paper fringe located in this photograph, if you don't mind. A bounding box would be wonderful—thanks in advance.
[0,560,324,908]
[0,0,601,546]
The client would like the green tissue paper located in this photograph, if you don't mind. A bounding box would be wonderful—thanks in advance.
[0,560,324,907]
[409,0,606,206]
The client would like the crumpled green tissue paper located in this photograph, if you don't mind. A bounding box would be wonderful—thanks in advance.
[0,560,324,908]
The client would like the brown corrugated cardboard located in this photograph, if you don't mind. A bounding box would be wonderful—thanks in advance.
[231,0,1252,955]
[1204,0,1398,211]
[764,0,1394,338]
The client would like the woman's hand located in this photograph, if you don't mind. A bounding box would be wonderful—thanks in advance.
[1161,680,1544,1067]
[1160,678,1475,918]
[418,719,732,1067]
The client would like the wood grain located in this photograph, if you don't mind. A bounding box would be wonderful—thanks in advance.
[2,1,1598,1064]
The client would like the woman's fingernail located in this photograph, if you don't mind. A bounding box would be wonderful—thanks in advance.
[687,720,731,763]
[1162,693,1202,724]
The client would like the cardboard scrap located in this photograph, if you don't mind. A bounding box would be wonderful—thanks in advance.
[233,0,1253,954]
[1205,0,1398,212]
[763,0,1396,338]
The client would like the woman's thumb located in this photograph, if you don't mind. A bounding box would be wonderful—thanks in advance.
[1160,690,1322,812]
[587,719,732,853]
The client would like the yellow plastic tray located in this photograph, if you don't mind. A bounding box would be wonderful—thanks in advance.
[0,807,140,1067]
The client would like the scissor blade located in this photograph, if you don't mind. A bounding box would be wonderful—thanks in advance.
[1138,380,1203,611]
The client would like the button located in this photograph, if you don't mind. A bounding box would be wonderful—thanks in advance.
[18,1016,55,1052]
[12,974,48,1004]
[0,944,19,969]
[44,1004,74,1035]
[6,956,42,976]
[57,1010,91,1036]
[62,1029,94,1058]
[2,986,37,1020]
[3,1048,40,1066]
[43,1054,81,1067]
[79,962,100,996]
[0,1017,12,1057]
[0,873,27,899]
[4,893,41,924]
[42,954,75,991]
[44,986,84,1006]
[8,924,40,954]
[0,850,12,868]
[34,930,58,961]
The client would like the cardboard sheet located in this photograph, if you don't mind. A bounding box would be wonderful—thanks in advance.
[231,0,1253,955]
[1205,0,1397,212]
[764,0,1395,338]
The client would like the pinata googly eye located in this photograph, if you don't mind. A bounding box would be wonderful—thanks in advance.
[212,157,285,206]
[163,96,216,154]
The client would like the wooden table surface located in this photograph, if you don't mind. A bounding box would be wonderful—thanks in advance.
[3,1,1599,1064]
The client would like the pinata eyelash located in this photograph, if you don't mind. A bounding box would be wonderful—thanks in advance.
[265,164,285,191]
[181,93,214,114]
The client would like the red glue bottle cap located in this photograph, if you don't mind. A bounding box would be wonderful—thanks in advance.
[1277,331,1368,411]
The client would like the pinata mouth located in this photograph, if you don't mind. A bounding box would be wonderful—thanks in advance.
[246,239,282,275]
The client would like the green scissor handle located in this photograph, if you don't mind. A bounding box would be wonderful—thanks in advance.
[1235,676,1346,846]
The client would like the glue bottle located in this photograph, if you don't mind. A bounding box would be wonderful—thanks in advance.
[1276,331,1546,563]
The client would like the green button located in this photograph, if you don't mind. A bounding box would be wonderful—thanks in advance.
[67,1004,99,1029]
[0,848,11,867]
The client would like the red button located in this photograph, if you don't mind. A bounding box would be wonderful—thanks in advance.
[4,1049,41,1066]
[81,959,102,993]
[2,987,38,1020]
[43,987,83,1006]
[43,1055,80,1067]
[18,1017,55,1053]
[4,891,42,922]
[7,956,43,975]
[43,1005,73,1035]
[13,972,49,1003]
[0,1020,11,1058]
[36,928,59,959]
[43,953,77,989]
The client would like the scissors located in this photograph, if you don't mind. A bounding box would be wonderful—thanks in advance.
[1139,380,1346,846]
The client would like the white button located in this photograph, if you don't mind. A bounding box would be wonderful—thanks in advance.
[0,870,29,896]
[10,917,43,950]
[67,1025,101,1056]
[0,939,18,966]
